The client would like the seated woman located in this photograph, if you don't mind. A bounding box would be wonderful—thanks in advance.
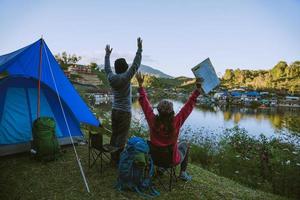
[136,72,202,181]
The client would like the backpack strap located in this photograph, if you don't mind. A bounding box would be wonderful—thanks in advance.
[148,154,155,178]
[139,156,160,198]
[134,187,160,199]
[149,186,160,197]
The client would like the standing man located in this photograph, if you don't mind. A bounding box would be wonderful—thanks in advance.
[104,37,143,166]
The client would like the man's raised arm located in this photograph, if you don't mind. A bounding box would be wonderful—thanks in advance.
[125,37,143,80]
[104,45,114,80]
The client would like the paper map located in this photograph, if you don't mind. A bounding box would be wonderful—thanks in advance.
[191,58,220,94]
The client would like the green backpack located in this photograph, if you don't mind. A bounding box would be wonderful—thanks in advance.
[32,117,60,161]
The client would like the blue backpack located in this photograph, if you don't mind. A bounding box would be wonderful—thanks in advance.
[116,137,159,198]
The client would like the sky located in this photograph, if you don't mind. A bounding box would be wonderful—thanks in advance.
[0,0,299,77]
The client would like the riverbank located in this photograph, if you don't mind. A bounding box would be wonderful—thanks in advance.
[0,138,289,200]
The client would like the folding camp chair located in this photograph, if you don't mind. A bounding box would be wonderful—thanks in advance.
[88,130,118,173]
[148,141,177,191]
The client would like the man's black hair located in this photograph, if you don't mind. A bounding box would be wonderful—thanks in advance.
[115,58,129,74]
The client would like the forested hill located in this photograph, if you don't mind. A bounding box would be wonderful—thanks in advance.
[222,61,300,94]
[139,64,173,79]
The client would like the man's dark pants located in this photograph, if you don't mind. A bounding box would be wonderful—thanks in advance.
[110,109,131,164]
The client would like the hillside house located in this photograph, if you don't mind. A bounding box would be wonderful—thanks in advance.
[66,64,102,86]
[68,64,91,74]
[214,91,229,100]
[241,91,261,102]
[278,96,300,108]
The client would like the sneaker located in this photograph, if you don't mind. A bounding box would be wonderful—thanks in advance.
[179,171,192,181]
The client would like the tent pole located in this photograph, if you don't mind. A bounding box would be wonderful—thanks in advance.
[37,38,43,119]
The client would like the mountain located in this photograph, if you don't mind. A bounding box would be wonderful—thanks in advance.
[98,64,173,79]
[139,64,173,79]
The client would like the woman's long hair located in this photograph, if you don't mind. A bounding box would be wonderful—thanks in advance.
[154,111,175,139]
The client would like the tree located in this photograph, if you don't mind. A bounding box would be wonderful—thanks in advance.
[89,62,98,71]
[223,69,234,80]
[233,69,246,85]
[288,61,300,78]
[55,51,81,70]
[289,85,296,95]
[271,61,288,80]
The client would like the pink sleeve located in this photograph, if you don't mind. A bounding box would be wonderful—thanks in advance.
[138,87,155,127]
[175,90,200,128]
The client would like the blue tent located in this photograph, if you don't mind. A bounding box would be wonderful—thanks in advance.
[0,39,99,155]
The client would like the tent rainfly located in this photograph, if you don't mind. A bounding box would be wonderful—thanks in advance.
[0,38,99,192]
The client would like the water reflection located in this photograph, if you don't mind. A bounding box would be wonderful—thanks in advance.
[216,106,300,135]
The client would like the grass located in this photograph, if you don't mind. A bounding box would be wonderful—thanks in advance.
[0,137,290,200]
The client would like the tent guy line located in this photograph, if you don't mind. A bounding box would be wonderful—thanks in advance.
[44,41,90,193]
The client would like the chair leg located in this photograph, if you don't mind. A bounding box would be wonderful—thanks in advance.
[173,167,177,182]
[100,152,103,174]
[169,168,173,191]
[88,146,91,168]
[154,167,178,191]
[157,175,167,191]
[90,151,101,168]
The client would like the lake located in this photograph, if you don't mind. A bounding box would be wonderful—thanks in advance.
[97,98,300,142]
[132,99,300,139]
